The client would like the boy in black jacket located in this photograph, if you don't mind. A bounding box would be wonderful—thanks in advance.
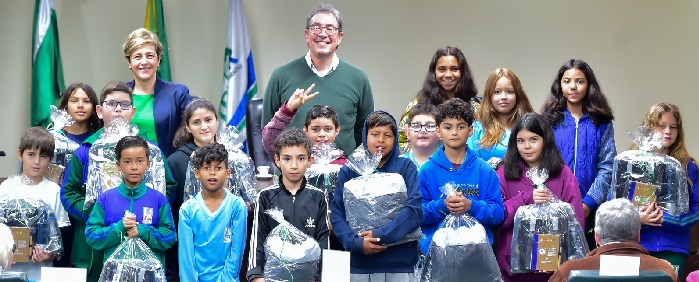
[247,128,329,282]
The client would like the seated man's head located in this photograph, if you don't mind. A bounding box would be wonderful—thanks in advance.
[303,105,340,146]
[0,223,14,271]
[594,198,641,245]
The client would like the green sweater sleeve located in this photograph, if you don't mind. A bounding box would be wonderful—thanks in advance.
[354,74,374,150]
[138,202,177,251]
[85,202,125,251]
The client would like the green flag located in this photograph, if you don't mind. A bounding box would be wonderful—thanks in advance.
[145,0,171,81]
[31,0,65,127]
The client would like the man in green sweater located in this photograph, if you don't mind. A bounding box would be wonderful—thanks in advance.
[261,3,374,156]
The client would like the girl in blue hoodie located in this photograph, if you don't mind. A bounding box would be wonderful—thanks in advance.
[633,103,699,278]
[540,59,616,249]
[331,111,423,280]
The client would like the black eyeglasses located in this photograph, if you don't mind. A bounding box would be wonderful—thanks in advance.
[12,243,17,253]
[307,25,339,36]
[409,123,438,132]
[103,100,133,110]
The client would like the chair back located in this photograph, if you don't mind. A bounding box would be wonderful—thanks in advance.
[245,98,274,169]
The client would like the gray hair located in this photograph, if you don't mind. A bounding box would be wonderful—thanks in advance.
[306,3,343,32]
[0,223,14,271]
[594,198,641,245]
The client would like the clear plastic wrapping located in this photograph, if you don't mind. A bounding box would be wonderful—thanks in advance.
[0,177,63,258]
[99,236,165,282]
[510,168,588,274]
[609,126,689,216]
[182,126,258,205]
[263,208,321,282]
[306,143,343,205]
[420,183,501,282]
[0,272,28,281]
[46,106,80,184]
[342,147,423,246]
[84,118,167,211]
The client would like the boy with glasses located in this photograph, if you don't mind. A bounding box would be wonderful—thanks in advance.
[401,103,440,169]
[61,81,176,282]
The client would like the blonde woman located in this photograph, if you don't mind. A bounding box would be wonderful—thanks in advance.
[122,28,192,157]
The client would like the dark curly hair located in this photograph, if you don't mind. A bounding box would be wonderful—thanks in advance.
[541,59,614,126]
[502,113,564,180]
[417,46,478,106]
[191,143,229,169]
[435,98,474,126]
[274,127,312,158]
[304,105,339,127]
[115,136,150,161]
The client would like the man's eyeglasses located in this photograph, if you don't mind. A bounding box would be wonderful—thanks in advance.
[103,100,133,110]
[307,25,339,36]
[12,243,17,253]
[409,123,438,132]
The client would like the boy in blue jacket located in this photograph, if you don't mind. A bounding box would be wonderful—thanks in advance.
[85,136,176,270]
[331,110,423,280]
[179,143,248,282]
[419,98,504,254]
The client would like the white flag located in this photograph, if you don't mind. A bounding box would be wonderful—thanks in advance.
[220,0,257,151]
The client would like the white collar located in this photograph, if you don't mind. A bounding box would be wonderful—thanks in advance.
[305,51,339,77]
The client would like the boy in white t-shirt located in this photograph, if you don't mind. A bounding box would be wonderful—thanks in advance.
[0,127,71,280]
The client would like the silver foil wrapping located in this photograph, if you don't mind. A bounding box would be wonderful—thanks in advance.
[84,118,167,211]
[342,147,423,246]
[510,168,588,273]
[609,127,689,216]
[46,106,80,185]
[182,126,257,205]
[306,143,343,205]
[99,237,165,282]
[263,208,321,282]
[0,185,64,258]
[420,183,502,282]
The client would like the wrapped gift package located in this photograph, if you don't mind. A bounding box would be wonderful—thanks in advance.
[420,184,501,282]
[342,147,422,246]
[609,126,689,216]
[511,168,588,274]
[99,237,165,282]
[85,118,166,211]
[306,143,344,206]
[263,208,321,282]
[0,193,63,259]
[182,126,258,205]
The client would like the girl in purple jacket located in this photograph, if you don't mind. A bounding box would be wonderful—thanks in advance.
[495,113,584,282]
